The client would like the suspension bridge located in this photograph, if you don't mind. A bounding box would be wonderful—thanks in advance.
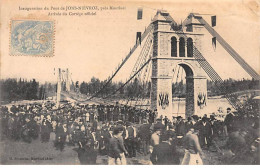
[55,10,259,119]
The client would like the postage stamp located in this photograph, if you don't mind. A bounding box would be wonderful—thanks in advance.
[10,20,54,56]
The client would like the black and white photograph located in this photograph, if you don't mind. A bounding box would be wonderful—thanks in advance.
[0,0,259,165]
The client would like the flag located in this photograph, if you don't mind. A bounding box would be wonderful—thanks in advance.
[212,37,216,51]
[211,15,216,27]
[136,32,141,45]
[137,8,143,20]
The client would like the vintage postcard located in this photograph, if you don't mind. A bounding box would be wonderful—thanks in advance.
[0,0,259,165]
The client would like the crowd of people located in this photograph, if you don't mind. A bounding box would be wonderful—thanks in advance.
[0,101,259,165]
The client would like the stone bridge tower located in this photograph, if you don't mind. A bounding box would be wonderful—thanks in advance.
[150,11,208,118]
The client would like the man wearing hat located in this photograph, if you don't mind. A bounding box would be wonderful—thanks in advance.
[13,112,22,141]
[29,115,39,140]
[108,126,128,165]
[77,138,98,165]
[150,123,163,153]
[91,116,98,132]
[100,123,108,155]
[150,131,180,165]
[103,126,114,154]
[138,119,151,155]
[120,106,126,122]
[224,107,235,135]
[150,118,164,131]
[41,118,52,143]
[95,126,104,153]
[154,109,158,122]
[181,127,204,165]
[209,115,219,138]
[128,108,134,123]
[191,115,200,130]
[113,105,120,121]
[225,126,247,164]
[176,116,186,137]
[163,116,169,129]
[125,122,137,158]
[54,122,66,151]
[208,115,220,151]
[185,117,194,134]
[198,117,211,149]
[21,117,32,143]
[107,105,112,122]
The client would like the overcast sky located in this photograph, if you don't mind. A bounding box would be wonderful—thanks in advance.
[1,0,259,84]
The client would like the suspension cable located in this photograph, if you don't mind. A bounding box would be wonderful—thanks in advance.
[104,58,152,99]
[163,14,241,109]
[87,24,153,100]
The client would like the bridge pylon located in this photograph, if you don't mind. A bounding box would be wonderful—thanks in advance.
[150,10,208,118]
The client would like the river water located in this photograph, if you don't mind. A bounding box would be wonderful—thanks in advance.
[120,97,233,118]
[171,98,232,118]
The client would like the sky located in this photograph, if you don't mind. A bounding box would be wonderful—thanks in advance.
[0,0,259,84]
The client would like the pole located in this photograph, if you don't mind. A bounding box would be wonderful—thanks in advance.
[57,68,61,108]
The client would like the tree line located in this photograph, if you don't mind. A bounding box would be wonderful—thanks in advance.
[79,77,259,99]
[0,78,39,102]
[79,77,151,99]
[171,78,260,98]
[0,78,57,103]
[0,77,259,103]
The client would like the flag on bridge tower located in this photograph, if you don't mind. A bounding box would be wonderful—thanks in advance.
[211,15,216,27]
[137,8,143,20]
[212,37,216,51]
[136,32,142,45]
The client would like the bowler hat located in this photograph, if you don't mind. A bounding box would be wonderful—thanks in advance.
[177,116,182,119]
[126,121,132,127]
[154,122,164,130]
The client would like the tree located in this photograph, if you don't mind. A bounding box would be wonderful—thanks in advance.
[0,78,40,102]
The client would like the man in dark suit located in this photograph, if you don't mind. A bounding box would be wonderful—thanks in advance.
[55,122,67,151]
[198,117,211,149]
[27,115,39,140]
[191,115,200,131]
[77,139,98,165]
[113,105,120,121]
[209,115,218,136]
[108,126,128,165]
[150,131,180,165]
[225,128,248,164]
[92,117,98,132]
[138,120,151,155]
[41,119,51,142]
[224,107,235,134]
[128,108,134,123]
[95,126,104,153]
[13,113,22,141]
[163,116,169,129]
[103,126,114,154]
[125,122,137,157]
[185,117,193,134]
[176,116,186,137]
[21,117,32,143]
